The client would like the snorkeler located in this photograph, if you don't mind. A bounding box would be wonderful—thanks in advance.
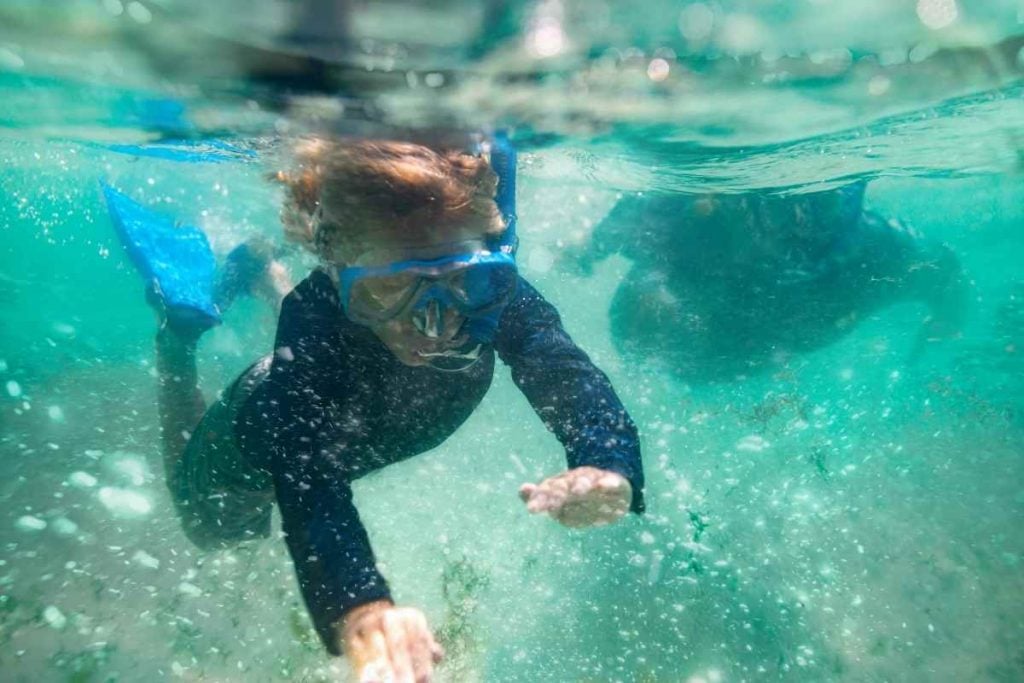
[105,135,644,682]
[569,181,967,383]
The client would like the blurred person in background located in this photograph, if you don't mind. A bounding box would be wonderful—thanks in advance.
[567,181,967,382]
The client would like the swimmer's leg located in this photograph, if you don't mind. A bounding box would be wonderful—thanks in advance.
[155,317,275,549]
[155,321,207,489]
[153,299,277,549]
[907,241,968,363]
[103,184,280,544]
[214,238,294,314]
[850,212,968,362]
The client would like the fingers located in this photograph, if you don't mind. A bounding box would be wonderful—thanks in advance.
[349,607,441,683]
[403,609,441,683]
[384,611,413,683]
[359,631,391,683]
[518,483,537,502]
[520,468,631,527]
[521,475,569,514]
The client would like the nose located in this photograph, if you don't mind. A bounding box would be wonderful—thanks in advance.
[412,299,444,338]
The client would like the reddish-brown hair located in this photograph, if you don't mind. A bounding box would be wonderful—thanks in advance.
[273,138,505,260]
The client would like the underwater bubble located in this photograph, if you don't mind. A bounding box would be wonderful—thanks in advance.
[679,3,714,42]
[736,434,770,452]
[526,18,566,59]
[104,452,152,486]
[102,0,124,15]
[51,517,78,536]
[868,75,891,97]
[68,471,98,488]
[52,322,75,337]
[719,13,765,53]
[15,515,47,532]
[97,487,152,518]
[42,605,67,630]
[178,581,203,598]
[5,380,22,398]
[647,58,671,82]
[126,1,152,24]
[132,550,160,569]
[916,0,958,30]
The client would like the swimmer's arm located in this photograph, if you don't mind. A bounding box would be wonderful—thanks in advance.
[259,277,392,655]
[562,197,640,275]
[260,365,446,678]
[495,277,645,514]
[271,440,393,655]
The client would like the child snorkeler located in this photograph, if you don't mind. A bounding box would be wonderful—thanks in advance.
[106,135,644,683]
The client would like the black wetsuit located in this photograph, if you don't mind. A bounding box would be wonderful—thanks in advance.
[233,269,645,653]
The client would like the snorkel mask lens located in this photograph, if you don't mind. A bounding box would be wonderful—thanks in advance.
[341,252,517,328]
[339,251,517,371]
[346,271,422,324]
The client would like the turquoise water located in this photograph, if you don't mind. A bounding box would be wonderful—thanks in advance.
[2,2,1023,682]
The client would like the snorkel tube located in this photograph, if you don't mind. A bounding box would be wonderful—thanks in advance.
[427,131,518,372]
[487,130,518,256]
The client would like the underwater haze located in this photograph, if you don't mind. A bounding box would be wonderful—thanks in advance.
[2,1,1024,681]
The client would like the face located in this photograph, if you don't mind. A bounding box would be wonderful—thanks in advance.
[335,223,497,367]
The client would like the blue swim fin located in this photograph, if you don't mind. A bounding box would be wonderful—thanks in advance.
[104,139,258,164]
[102,182,221,329]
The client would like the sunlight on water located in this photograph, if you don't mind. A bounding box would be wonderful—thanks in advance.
[1,2,1023,682]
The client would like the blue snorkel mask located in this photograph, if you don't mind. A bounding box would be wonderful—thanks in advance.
[338,133,519,371]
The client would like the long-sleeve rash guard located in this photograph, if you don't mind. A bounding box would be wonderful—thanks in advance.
[234,269,644,653]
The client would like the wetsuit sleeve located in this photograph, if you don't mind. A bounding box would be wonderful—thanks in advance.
[256,277,392,655]
[494,277,645,513]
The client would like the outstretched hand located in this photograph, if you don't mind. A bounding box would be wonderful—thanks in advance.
[340,601,443,683]
[519,466,632,528]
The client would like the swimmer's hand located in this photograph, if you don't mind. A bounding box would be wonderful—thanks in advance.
[519,466,631,528]
[339,600,443,683]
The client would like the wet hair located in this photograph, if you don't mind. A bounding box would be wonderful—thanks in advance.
[272,138,505,261]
